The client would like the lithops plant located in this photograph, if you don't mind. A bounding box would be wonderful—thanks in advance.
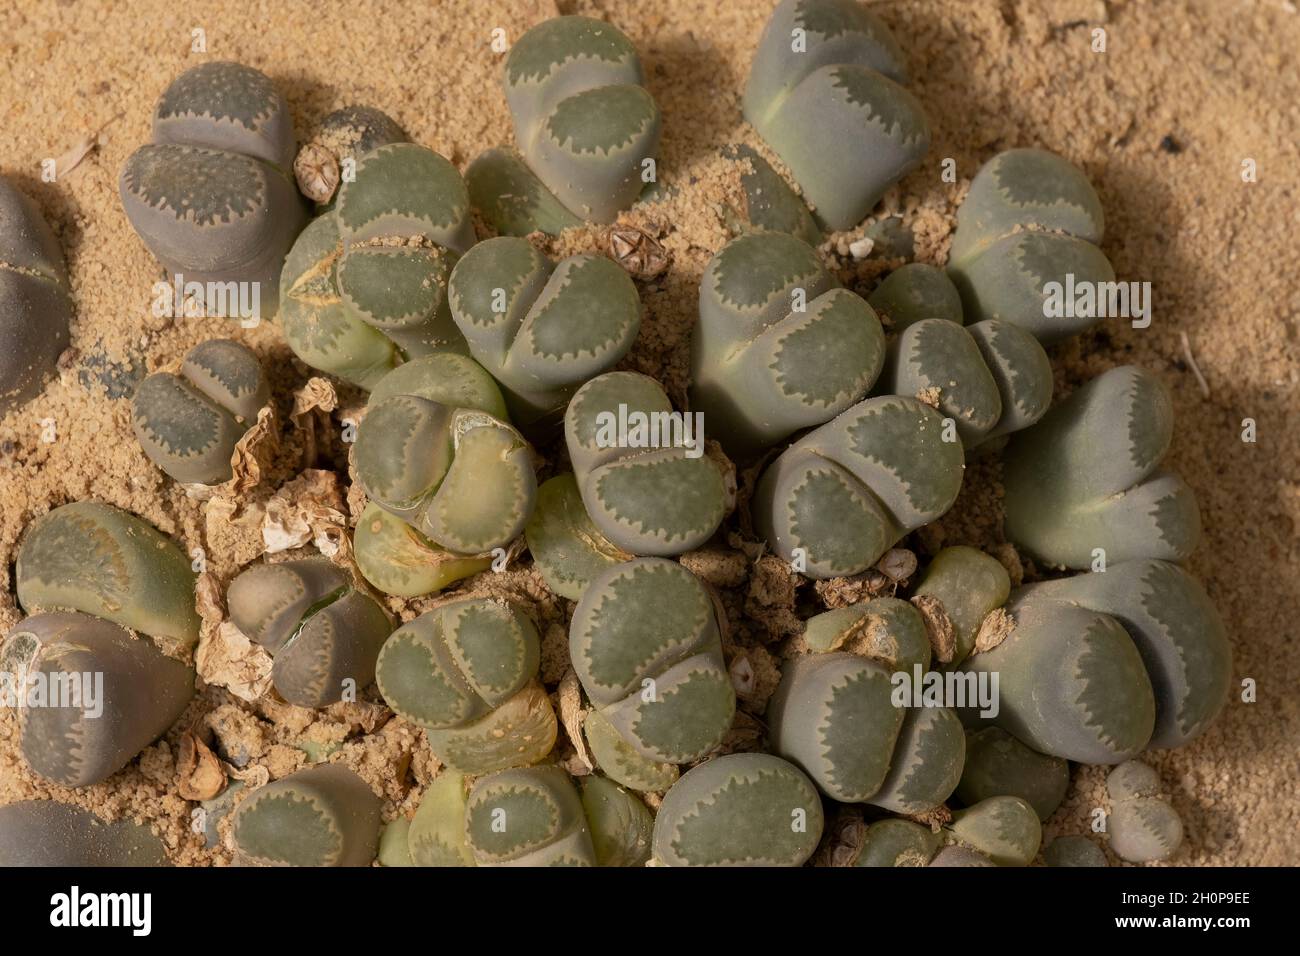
[524,474,630,601]
[753,395,965,578]
[0,801,170,866]
[469,16,661,236]
[465,766,597,866]
[721,144,822,245]
[570,558,735,764]
[132,338,270,485]
[119,62,307,318]
[1003,365,1201,569]
[1,612,194,788]
[408,772,475,867]
[944,795,1042,867]
[956,727,1069,821]
[582,710,679,793]
[227,557,392,708]
[880,316,1053,452]
[855,818,941,867]
[280,143,475,388]
[911,546,1010,665]
[374,598,556,774]
[744,0,930,230]
[16,501,200,649]
[447,237,641,426]
[581,776,654,867]
[295,105,408,205]
[691,232,886,457]
[0,175,73,413]
[1107,760,1184,863]
[652,754,824,867]
[1044,834,1108,867]
[231,765,381,867]
[565,372,729,556]
[947,148,1115,343]
[958,559,1232,763]
[867,263,963,332]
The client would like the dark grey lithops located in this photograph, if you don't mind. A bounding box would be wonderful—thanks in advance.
[566,372,729,556]
[0,801,170,866]
[867,263,963,332]
[1106,760,1184,863]
[723,144,822,245]
[1044,834,1108,867]
[581,775,654,867]
[281,144,475,388]
[957,727,1069,821]
[16,501,200,649]
[481,15,661,232]
[945,795,1041,867]
[570,558,735,764]
[855,818,941,867]
[911,546,1010,666]
[227,557,392,708]
[744,0,929,230]
[120,62,307,319]
[0,175,73,413]
[465,148,583,238]
[374,598,555,774]
[231,764,381,867]
[1003,365,1201,569]
[753,395,965,578]
[448,237,642,426]
[652,754,824,867]
[947,148,1114,343]
[691,232,886,457]
[524,474,630,601]
[408,772,475,867]
[132,338,269,485]
[958,560,1232,762]
[465,766,596,866]
[1,612,194,788]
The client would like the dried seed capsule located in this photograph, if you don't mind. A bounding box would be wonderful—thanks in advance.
[855,818,942,867]
[300,106,409,205]
[1106,760,1183,863]
[231,765,381,867]
[583,709,679,793]
[744,0,929,230]
[119,62,307,319]
[227,557,392,708]
[1043,835,1108,867]
[465,766,596,866]
[753,395,964,578]
[132,338,269,485]
[1003,366,1201,568]
[565,372,730,556]
[911,546,1010,666]
[0,174,73,413]
[957,727,1069,821]
[570,558,736,764]
[525,474,630,601]
[1,612,194,787]
[945,795,1042,867]
[0,801,170,866]
[448,237,641,427]
[581,776,653,867]
[408,772,475,867]
[867,263,963,333]
[691,232,886,457]
[947,148,1113,343]
[652,754,824,867]
[16,501,200,649]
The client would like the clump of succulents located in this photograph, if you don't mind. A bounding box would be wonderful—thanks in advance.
[0,174,73,413]
[857,796,1041,868]
[231,765,381,867]
[1106,760,1184,863]
[744,0,930,230]
[132,338,270,485]
[947,148,1115,343]
[119,62,307,318]
[691,232,886,457]
[468,15,661,235]
[0,801,171,866]
[227,557,392,708]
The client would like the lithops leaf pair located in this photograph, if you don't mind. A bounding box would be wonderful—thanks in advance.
[465,766,597,866]
[881,316,1052,452]
[769,601,965,813]
[524,474,631,601]
[855,818,941,867]
[1003,365,1201,569]
[374,598,556,773]
[571,558,736,764]
[280,144,475,388]
[231,765,381,866]
[958,559,1232,763]
[691,232,886,457]
[583,709,679,793]
[228,557,392,708]
[753,395,964,578]
[119,62,307,318]
[131,338,270,484]
[565,372,729,556]
[1106,760,1184,862]
[947,148,1115,342]
[0,174,73,413]
[944,795,1042,866]
[448,236,641,426]
[744,0,930,230]
[1,612,194,787]
[911,546,1010,665]
[16,501,200,649]
[0,801,170,866]
[866,262,964,332]
[468,16,661,235]
[652,754,824,866]
[957,727,1069,821]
